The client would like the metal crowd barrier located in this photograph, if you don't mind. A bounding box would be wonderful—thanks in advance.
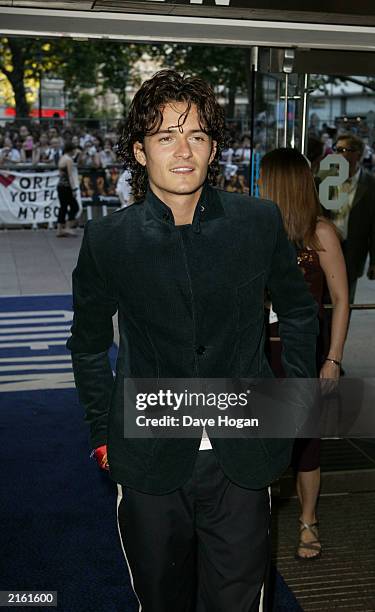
[82,196,121,221]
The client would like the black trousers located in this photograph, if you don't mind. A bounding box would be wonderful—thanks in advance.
[57,184,79,224]
[117,450,270,612]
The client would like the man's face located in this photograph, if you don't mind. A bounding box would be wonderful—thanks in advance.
[133,102,216,201]
[335,139,362,177]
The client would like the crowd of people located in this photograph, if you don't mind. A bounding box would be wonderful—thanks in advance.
[1,118,375,256]
[0,119,254,201]
[0,117,270,193]
[0,121,123,168]
[2,116,375,197]
[218,119,375,194]
[0,121,133,231]
[308,118,375,172]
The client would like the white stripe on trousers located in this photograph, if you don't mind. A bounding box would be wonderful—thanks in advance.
[115,483,271,612]
[258,485,272,612]
[116,484,142,612]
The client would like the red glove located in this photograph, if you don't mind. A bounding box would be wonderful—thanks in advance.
[92,444,109,471]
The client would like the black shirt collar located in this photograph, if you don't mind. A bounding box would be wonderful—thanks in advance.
[144,182,225,233]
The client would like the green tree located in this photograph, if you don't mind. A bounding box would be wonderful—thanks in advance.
[0,37,145,119]
[152,43,248,117]
[0,37,46,118]
[0,37,103,119]
[311,74,375,94]
[70,92,98,119]
[99,43,147,116]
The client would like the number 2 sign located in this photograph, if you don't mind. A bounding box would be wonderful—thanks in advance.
[318,154,350,211]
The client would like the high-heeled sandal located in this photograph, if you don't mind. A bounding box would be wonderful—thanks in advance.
[295,519,322,561]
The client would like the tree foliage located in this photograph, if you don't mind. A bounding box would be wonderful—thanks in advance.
[150,43,249,116]
[1,36,261,121]
[310,74,375,94]
[98,43,148,114]
[0,37,52,117]
[0,37,148,119]
[0,37,103,118]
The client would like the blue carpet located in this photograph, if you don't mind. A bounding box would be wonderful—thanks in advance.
[0,295,302,612]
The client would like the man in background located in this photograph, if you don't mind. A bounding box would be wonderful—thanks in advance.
[333,133,375,303]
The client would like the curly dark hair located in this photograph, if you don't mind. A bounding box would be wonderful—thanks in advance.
[117,69,226,200]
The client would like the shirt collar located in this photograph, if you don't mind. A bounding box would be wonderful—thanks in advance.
[347,167,361,187]
[143,182,225,233]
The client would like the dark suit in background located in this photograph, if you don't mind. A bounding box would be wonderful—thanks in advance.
[324,169,375,303]
[341,169,375,302]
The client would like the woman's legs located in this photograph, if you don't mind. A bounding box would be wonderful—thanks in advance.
[56,185,70,236]
[57,186,78,236]
[57,185,69,224]
[297,467,321,522]
[296,467,321,558]
[292,438,321,559]
[67,192,79,222]
[64,191,79,234]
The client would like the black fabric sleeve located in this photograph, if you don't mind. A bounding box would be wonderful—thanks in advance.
[267,206,319,378]
[66,222,118,447]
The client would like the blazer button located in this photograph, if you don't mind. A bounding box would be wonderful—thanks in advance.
[196,345,206,355]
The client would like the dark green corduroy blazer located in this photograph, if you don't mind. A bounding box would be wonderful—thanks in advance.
[67,183,318,494]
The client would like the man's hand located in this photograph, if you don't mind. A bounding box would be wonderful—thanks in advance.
[93,444,109,471]
[367,264,375,280]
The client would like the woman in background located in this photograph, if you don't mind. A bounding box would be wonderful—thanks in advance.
[259,148,349,560]
[56,141,80,237]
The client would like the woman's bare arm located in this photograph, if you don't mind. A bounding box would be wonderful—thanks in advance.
[316,220,349,378]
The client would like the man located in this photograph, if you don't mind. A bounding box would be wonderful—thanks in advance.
[67,70,318,611]
[332,133,375,303]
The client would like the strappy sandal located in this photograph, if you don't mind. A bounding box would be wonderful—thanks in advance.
[295,519,322,561]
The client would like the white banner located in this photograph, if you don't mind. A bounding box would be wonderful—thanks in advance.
[0,170,61,225]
